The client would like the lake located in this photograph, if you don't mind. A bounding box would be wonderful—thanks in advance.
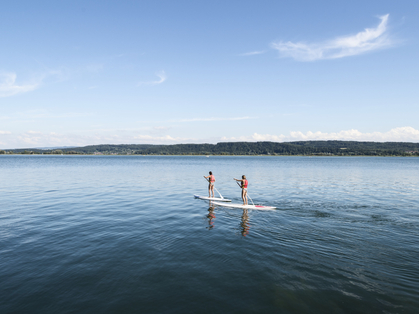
[1,156,418,313]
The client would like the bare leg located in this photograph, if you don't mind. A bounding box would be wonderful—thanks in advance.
[208,184,211,197]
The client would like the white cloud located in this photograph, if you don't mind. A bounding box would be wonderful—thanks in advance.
[221,127,419,142]
[289,126,419,141]
[3,127,419,149]
[0,73,39,97]
[271,14,392,61]
[239,51,266,56]
[138,71,167,85]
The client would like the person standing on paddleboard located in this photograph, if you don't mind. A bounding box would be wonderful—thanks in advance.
[234,175,248,205]
[204,171,216,198]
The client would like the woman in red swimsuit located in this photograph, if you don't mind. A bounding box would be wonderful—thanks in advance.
[234,175,248,205]
[204,171,216,198]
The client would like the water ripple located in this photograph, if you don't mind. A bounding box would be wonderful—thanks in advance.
[0,156,418,313]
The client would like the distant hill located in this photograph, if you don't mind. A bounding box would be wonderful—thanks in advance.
[3,141,419,156]
[34,146,77,150]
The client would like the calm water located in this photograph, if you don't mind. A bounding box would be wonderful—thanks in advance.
[1,156,418,313]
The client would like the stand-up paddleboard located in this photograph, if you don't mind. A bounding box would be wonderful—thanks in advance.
[212,201,276,210]
[194,195,231,202]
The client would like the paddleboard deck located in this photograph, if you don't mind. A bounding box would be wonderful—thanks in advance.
[212,201,276,210]
[194,195,232,202]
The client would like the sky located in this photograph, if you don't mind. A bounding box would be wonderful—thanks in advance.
[1,0,419,149]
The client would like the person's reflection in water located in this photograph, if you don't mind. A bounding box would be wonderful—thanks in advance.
[206,205,216,230]
[240,209,250,236]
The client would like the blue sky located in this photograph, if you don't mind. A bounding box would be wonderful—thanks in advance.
[1,0,419,148]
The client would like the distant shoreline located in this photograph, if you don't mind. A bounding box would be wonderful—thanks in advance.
[1,141,419,157]
[1,153,418,158]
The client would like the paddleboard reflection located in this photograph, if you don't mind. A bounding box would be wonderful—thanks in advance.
[240,209,250,237]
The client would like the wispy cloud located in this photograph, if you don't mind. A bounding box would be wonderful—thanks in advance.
[136,116,254,124]
[133,134,193,143]
[0,111,93,133]
[177,116,253,123]
[271,14,392,61]
[14,109,93,120]
[138,71,167,86]
[239,51,266,56]
[0,131,11,135]
[85,64,104,72]
[221,127,419,142]
[153,126,172,131]
[0,130,197,149]
[0,73,40,97]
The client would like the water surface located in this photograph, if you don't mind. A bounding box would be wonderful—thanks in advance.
[1,156,418,313]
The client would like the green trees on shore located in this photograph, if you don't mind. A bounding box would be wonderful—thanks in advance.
[3,141,419,156]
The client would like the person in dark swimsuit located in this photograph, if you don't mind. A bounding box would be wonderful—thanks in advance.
[234,175,248,205]
[204,171,216,198]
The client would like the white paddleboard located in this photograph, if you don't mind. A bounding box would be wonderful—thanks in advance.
[194,195,232,202]
[212,201,276,210]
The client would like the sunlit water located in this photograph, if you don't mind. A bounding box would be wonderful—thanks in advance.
[1,156,418,313]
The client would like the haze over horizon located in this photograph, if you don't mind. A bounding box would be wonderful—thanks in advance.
[1,1,419,149]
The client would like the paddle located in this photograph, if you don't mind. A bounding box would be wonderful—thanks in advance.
[204,177,224,199]
[235,181,254,206]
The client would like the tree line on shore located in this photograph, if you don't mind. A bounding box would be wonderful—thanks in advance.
[1,141,419,156]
